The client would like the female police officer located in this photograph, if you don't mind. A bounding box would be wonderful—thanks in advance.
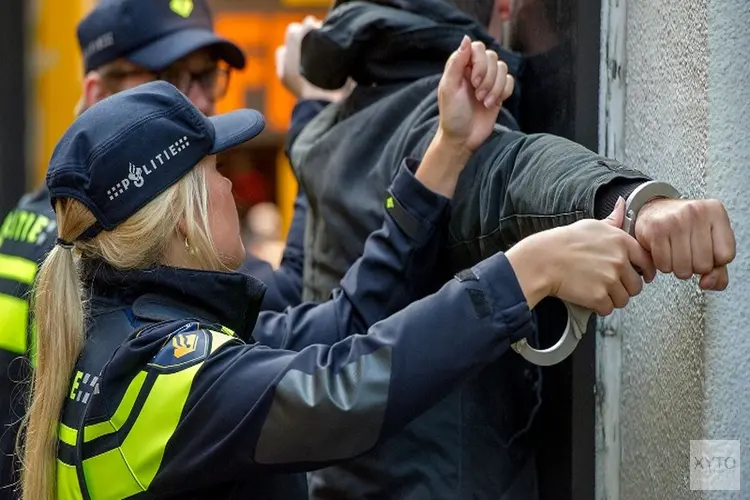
[21,39,654,499]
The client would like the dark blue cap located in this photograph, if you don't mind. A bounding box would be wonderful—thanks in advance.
[46,81,265,240]
[77,0,245,73]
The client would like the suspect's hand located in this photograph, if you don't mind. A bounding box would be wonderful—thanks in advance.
[437,36,515,155]
[275,16,354,102]
[634,198,735,290]
[416,36,514,198]
[507,198,656,315]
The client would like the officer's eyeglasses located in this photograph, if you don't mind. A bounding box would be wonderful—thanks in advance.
[157,64,231,101]
[100,64,231,101]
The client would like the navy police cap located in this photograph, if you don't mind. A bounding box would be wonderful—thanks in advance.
[46,81,265,241]
[77,0,245,72]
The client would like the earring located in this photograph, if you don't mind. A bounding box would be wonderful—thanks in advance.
[184,237,195,255]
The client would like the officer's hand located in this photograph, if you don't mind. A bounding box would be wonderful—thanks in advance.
[437,36,514,155]
[634,198,736,290]
[507,198,656,314]
[275,16,354,102]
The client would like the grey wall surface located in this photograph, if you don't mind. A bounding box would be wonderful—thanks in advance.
[703,0,750,496]
[598,0,749,498]
[620,0,708,498]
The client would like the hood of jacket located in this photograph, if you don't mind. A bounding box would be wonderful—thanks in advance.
[301,0,524,91]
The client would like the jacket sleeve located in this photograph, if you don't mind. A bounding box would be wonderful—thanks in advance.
[153,251,536,489]
[444,129,652,268]
[252,159,449,351]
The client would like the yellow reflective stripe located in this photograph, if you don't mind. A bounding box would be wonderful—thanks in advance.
[0,294,28,354]
[59,371,149,447]
[117,333,232,487]
[0,253,37,284]
[117,362,202,490]
[83,330,232,498]
[59,423,78,448]
[56,459,84,500]
[83,371,147,442]
[82,448,145,498]
[76,331,235,497]
[211,332,235,353]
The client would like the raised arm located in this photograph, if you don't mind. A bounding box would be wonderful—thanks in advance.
[445,40,734,290]
[253,37,517,350]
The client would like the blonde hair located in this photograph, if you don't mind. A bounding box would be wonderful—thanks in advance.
[21,157,220,500]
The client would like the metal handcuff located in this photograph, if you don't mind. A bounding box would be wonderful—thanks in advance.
[511,181,682,366]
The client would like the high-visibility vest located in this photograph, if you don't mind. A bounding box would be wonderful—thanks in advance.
[0,189,57,360]
[56,319,236,499]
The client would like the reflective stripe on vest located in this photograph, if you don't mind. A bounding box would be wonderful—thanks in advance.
[56,329,234,499]
[0,253,38,355]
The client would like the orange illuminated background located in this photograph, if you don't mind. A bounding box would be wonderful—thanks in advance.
[214,11,326,132]
[213,9,326,237]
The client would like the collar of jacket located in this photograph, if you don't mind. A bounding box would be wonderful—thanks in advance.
[83,260,266,341]
[300,0,524,90]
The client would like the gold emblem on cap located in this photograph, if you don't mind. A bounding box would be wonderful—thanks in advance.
[170,0,194,18]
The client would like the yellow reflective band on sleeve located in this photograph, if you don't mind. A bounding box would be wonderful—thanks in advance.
[83,371,147,443]
[78,331,234,497]
[59,423,78,448]
[0,253,38,284]
[0,294,28,354]
[56,459,84,500]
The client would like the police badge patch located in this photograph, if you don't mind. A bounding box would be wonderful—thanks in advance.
[149,327,211,372]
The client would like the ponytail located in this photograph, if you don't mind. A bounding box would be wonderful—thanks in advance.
[20,197,93,500]
[21,243,84,500]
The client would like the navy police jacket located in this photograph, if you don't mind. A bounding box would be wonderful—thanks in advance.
[0,100,323,499]
[55,162,536,499]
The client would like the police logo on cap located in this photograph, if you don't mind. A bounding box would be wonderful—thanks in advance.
[106,136,193,202]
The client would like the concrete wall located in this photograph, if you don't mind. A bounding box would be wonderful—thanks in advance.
[597,0,749,498]
[703,0,750,496]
